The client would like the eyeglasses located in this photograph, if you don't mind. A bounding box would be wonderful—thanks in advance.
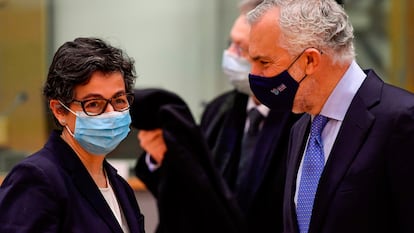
[227,40,247,57]
[71,93,134,116]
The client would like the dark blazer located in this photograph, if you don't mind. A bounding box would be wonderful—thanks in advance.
[133,88,246,233]
[0,131,145,233]
[200,90,301,233]
[283,70,414,233]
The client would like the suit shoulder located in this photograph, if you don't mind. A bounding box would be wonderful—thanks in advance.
[373,79,414,110]
[201,90,239,120]
[359,71,414,111]
[383,83,414,99]
[5,149,60,182]
[204,90,239,109]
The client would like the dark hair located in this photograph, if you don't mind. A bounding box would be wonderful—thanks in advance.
[43,37,136,104]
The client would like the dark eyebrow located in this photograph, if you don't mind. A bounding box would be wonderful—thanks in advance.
[250,56,261,61]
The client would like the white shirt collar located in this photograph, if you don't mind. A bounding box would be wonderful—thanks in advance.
[247,96,270,117]
[320,60,366,121]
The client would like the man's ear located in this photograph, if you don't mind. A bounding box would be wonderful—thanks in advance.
[304,48,322,75]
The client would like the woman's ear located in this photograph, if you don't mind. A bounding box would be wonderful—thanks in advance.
[304,48,322,75]
[49,99,66,125]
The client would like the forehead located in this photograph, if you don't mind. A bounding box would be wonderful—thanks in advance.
[73,71,126,99]
[248,7,282,59]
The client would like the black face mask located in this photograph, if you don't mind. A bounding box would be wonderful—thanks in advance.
[248,50,307,111]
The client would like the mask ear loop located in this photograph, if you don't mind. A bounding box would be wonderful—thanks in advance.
[58,100,79,117]
[289,47,323,84]
[58,100,77,137]
[298,74,308,84]
[285,49,307,84]
[65,125,75,137]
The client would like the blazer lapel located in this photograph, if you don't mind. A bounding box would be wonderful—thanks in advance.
[247,110,293,199]
[60,148,123,233]
[309,72,381,233]
[105,162,143,233]
[213,93,248,185]
[284,114,311,233]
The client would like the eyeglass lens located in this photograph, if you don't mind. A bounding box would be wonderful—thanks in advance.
[81,94,133,116]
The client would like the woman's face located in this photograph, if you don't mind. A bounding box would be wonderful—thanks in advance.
[53,71,127,133]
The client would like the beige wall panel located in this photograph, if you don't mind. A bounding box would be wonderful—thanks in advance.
[0,0,47,153]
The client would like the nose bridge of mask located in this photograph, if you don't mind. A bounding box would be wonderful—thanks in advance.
[222,50,251,73]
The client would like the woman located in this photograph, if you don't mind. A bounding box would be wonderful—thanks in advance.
[0,37,145,233]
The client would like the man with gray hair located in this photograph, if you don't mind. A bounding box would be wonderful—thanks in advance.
[247,0,414,233]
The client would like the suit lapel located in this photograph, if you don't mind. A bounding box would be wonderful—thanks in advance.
[309,72,381,233]
[213,93,248,186]
[284,114,310,233]
[60,148,123,233]
[105,162,142,233]
[247,110,293,198]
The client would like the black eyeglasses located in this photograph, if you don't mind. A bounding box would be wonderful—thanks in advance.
[71,93,134,116]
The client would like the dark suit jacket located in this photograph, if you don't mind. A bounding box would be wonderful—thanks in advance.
[0,131,145,233]
[283,70,414,233]
[133,88,246,233]
[200,90,301,233]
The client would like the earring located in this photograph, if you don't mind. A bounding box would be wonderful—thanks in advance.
[60,119,66,125]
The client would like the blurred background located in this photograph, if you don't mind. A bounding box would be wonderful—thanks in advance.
[0,0,413,232]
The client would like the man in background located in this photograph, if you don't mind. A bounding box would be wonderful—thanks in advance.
[199,0,301,232]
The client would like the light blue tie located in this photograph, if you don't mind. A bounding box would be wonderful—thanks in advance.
[297,115,329,233]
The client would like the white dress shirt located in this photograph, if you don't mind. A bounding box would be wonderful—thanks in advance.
[294,60,367,205]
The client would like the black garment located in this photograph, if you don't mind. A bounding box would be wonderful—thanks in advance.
[200,90,302,233]
[132,88,246,233]
[235,107,264,210]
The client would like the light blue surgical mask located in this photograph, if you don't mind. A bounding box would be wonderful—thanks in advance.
[222,50,253,95]
[60,101,131,155]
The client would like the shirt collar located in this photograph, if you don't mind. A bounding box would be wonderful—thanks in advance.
[247,96,270,117]
[320,60,366,121]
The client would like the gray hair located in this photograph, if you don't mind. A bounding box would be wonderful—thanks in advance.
[247,0,355,64]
